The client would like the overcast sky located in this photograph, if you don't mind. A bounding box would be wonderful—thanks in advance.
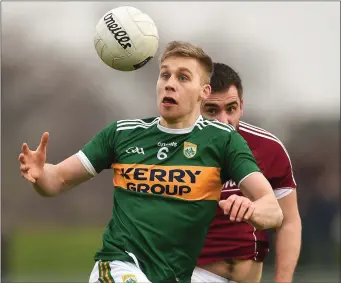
[2,2,340,120]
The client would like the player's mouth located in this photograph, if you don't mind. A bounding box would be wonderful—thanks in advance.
[162,96,178,106]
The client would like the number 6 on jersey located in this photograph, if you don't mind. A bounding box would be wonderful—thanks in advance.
[157,147,169,160]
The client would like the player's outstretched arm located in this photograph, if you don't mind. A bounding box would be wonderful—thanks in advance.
[240,172,283,230]
[19,132,92,197]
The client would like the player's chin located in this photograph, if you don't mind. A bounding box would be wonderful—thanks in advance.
[159,107,181,120]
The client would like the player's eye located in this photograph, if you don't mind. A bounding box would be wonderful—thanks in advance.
[226,107,236,113]
[160,73,169,79]
[179,75,188,81]
[206,108,217,115]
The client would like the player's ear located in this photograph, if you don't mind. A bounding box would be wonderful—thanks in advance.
[199,84,211,101]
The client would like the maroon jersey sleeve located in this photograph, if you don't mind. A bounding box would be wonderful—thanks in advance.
[265,139,297,197]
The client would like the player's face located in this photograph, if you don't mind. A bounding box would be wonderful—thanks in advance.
[201,85,243,128]
[156,56,211,123]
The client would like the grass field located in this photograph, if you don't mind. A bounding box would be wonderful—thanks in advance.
[7,227,103,282]
[5,227,340,282]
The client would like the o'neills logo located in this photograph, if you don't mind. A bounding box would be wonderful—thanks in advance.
[104,13,132,49]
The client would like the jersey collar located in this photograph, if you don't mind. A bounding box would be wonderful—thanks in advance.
[157,115,203,134]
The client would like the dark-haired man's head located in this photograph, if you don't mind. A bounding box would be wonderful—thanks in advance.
[201,63,244,128]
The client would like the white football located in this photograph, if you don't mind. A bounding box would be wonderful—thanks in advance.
[94,6,159,71]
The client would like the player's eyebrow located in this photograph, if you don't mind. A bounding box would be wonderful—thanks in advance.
[160,65,193,76]
[203,103,219,107]
[178,67,193,76]
[225,101,239,108]
[203,101,239,108]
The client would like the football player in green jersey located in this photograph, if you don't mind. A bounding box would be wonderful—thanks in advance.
[18,41,283,283]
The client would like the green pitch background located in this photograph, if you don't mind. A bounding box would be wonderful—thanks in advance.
[6,227,340,282]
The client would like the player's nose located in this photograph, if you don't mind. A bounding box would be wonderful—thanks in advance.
[165,76,177,92]
[165,85,176,92]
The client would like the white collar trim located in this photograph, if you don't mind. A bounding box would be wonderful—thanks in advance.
[157,115,203,134]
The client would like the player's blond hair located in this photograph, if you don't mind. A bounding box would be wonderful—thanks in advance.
[160,41,213,84]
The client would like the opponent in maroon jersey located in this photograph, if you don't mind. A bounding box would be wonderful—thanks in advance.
[192,63,301,283]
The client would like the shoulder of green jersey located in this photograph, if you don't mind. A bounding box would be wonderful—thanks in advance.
[196,119,235,132]
[117,117,160,131]
[212,120,236,131]
[75,150,97,176]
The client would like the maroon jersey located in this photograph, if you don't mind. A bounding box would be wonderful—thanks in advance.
[198,121,296,264]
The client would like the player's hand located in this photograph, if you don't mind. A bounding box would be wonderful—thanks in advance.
[219,195,255,222]
[18,132,49,184]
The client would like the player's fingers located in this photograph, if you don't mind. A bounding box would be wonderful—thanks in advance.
[27,176,36,183]
[229,197,243,221]
[22,143,31,155]
[37,132,49,153]
[235,200,251,222]
[18,153,26,163]
[219,195,236,215]
[243,205,256,221]
[20,164,29,172]
[21,171,36,184]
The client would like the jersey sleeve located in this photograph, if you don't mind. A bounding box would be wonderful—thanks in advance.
[76,122,117,176]
[223,130,261,186]
[266,141,297,198]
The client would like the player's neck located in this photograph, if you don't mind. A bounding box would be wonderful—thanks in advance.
[160,111,201,129]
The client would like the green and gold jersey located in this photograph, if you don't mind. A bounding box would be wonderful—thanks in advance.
[76,115,260,283]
